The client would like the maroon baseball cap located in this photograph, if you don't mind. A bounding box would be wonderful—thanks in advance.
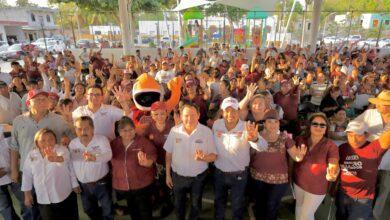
[26,89,48,107]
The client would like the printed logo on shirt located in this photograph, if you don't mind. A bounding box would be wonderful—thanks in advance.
[175,138,182,143]
[195,139,204,144]
[72,149,82,154]
[30,155,37,162]
[341,154,363,176]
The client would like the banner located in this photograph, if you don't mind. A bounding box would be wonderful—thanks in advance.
[234,28,245,44]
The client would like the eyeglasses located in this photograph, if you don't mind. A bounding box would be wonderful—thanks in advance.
[311,122,327,128]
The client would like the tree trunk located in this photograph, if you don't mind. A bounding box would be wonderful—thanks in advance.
[118,0,132,55]
[309,0,323,54]
[129,11,136,49]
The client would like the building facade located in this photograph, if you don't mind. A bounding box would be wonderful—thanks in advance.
[0,6,58,44]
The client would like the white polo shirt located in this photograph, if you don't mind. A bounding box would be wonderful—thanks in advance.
[72,104,124,140]
[352,109,390,170]
[69,135,112,183]
[21,145,79,205]
[0,130,11,186]
[212,119,268,172]
[164,123,217,177]
[0,92,22,124]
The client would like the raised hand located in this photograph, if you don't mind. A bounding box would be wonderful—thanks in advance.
[246,83,258,99]
[326,163,340,182]
[292,75,300,86]
[194,149,205,161]
[296,144,307,162]
[245,121,259,142]
[112,86,131,103]
[137,151,149,167]
[44,147,64,163]
[83,151,96,162]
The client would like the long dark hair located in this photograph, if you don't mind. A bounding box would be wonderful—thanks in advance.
[303,112,330,139]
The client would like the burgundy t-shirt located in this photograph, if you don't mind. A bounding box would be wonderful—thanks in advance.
[142,116,175,165]
[339,140,386,199]
[294,136,339,195]
[273,86,300,120]
[250,132,295,184]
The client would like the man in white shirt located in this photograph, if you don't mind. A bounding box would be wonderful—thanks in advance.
[212,97,268,220]
[164,102,217,220]
[0,81,21,125]
[72,85,130,140]
[69,116,113,220]
[155,61,175,84]
[0,126,19,220]
[353,90,390,220]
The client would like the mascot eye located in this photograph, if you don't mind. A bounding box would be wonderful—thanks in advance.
[135,92,161,108]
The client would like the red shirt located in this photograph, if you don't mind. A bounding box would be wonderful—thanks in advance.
[110,136,157,191]
[142,116,174,165]
[273,86,300,120]
[339,140,386,199]
[250,132,295,184]
[294,136,339,195]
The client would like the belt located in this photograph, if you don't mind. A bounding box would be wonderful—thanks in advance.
[217,167,248,176]
[82,174,109,186]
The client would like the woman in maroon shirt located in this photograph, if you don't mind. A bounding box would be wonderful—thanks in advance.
[140,101,175,217]
[250,109,306,220]
[293,113,339,220]
[110,116,157,220]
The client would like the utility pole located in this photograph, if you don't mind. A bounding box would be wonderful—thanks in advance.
[309,0,323,54]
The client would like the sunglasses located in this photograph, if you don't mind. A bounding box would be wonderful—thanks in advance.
[311,122,327,128]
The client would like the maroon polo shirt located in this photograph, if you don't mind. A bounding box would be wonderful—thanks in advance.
[110,135,157,191]
[273,86,300,120]
[339,140,386,199]
[294,136,339,195]
[142,116,174,165]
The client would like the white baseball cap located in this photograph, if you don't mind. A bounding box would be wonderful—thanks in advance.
[345,121,368,135]
[241,64,249,70]
[220,97,239,110]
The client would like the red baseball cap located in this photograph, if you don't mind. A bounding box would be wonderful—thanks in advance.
[48,92,60,100]
[26,89,48,107]
[151,101,166,111]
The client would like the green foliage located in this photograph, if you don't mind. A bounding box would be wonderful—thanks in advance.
[16,0,37,7]
[205,4,247,23]
[0,0,9,8]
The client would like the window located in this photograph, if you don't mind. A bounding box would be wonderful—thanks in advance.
[31,13,35,21]
[46,15,51,22]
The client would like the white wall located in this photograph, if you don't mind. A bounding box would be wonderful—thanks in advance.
[4,26,25,41]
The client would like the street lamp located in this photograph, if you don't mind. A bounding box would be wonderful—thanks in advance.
[38,16,47,51]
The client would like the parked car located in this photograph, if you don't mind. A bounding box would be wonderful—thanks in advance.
[0,44,24,61]
[76,39,96,48]
[378,38,390,48]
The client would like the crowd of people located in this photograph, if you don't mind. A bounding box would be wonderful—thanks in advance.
[0,41,389,220]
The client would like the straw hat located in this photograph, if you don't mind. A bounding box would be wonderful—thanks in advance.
[369,90,390,106]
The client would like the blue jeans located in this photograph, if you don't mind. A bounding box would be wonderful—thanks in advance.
[214,168,248,220]
[252,179,288,220]
[80,178,114,220]
[10,182,41,220]
[336,190,373,220]
[0,184,20,220]
[172,171,208,220]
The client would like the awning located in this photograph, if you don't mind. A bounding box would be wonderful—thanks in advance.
[173,0,211,11]
[216,0,278,11]
[21,25,59,31]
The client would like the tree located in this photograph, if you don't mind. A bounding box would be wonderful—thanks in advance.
[0,0,9,8]
[16,0,37,7]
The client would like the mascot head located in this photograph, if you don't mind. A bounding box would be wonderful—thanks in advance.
[132,73,162,111]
